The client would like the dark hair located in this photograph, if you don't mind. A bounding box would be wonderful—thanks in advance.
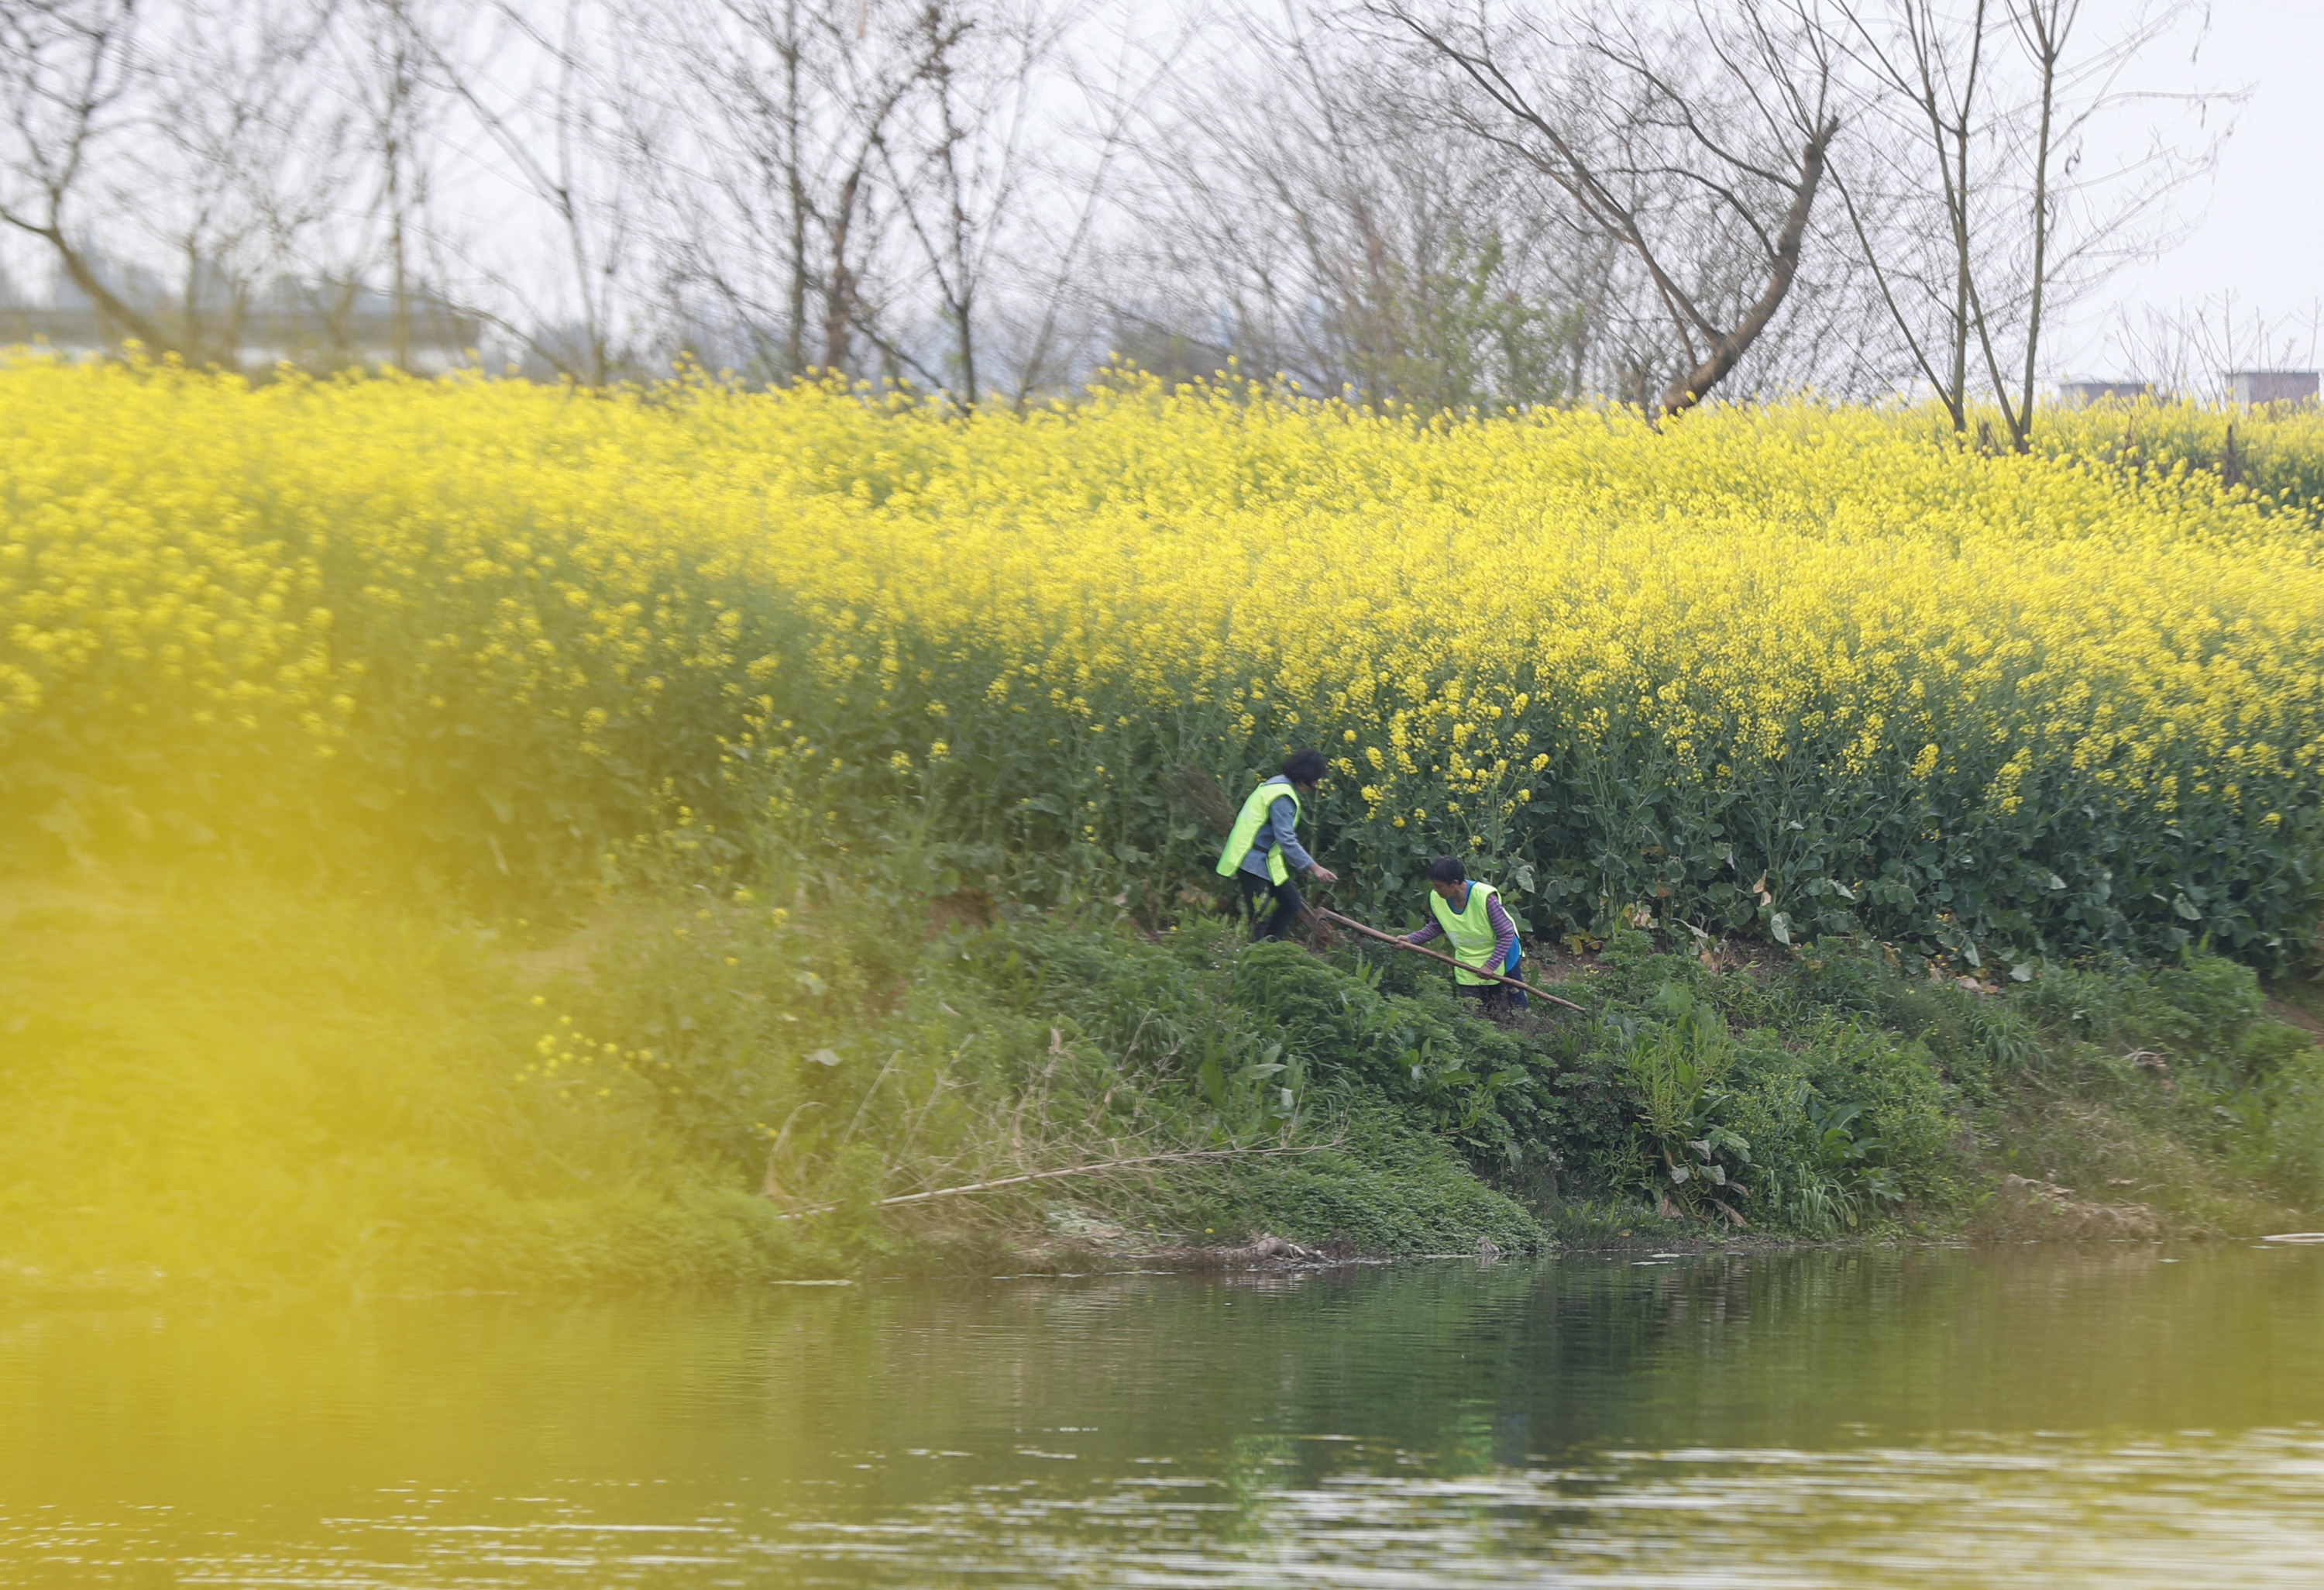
[1426,855,1466,885]
[1281,748,1329,785]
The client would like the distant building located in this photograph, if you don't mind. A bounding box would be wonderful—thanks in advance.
[2226,370,2319,408]
[2057,380,2154,408]
[0,259,479,374]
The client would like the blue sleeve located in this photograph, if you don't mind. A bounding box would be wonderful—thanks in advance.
[1267,795,1315,872]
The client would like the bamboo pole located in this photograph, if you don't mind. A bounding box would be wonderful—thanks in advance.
[768,1145,1325,1218]
[1312,906,1587,1014]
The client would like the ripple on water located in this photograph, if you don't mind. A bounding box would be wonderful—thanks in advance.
[737,1431,2324,1588]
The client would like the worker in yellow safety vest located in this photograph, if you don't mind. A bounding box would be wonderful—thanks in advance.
[1214,749,1338,941]
[1404,855,1527,1010]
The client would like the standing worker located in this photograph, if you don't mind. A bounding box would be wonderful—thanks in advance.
[1404,855,1527,1010]
[1215,749,1338,941]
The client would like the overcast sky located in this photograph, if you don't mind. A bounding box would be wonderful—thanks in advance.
[2070,0,2324,373]
[14,0,2312,388]
[352,0,2324,386]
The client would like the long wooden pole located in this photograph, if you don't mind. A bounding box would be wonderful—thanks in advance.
[768,1145,1326,1218]
[1312,907,1586,1014]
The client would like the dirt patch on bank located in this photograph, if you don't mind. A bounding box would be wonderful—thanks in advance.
[1971,1175,2169,1241]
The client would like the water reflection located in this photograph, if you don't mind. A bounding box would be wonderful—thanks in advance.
[4,1244,2320,1586]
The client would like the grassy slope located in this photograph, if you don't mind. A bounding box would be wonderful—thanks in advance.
[0,876,1545,1299]
[0,880,803,1297]
[3,869,2316,1301]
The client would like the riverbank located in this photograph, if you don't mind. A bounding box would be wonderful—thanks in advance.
[5,867,2316,1302]
[9,369,2324,1296]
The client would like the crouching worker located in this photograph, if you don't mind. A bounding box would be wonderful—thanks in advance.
[1406,855,1526,1010]
[1215,749,1339,941]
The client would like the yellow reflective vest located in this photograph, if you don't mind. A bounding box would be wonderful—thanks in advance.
[1429,880,1511,986]
[1215,777,1302,886]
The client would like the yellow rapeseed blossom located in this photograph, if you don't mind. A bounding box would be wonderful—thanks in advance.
[3,358,2320,955]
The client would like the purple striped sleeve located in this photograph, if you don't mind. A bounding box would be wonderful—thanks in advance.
[1487,894,1518,967]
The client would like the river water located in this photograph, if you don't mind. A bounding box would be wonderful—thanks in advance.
[5,1244,2322,1587]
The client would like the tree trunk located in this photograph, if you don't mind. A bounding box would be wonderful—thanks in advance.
[19,218,183,357]
[823,169,861,376]
[1657,116,1840,416]
[2012,3,2060,454]
[782,0,808,380]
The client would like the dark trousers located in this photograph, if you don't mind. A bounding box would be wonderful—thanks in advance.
[1456,972,1528,1012]
[1236,869,1304,941]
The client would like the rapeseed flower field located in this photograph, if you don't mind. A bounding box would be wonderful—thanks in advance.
[5,360,2321,967]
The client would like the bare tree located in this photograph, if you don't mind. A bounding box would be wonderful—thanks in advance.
[115,0,359,369]
[1098,2,1592,409]
[1986,0,2063,449]
[0,0,182,354]
[327,0,441,370]
[1830,0,2232,446]
[0,0,2228,411]
[2106,294,2324,403]
[624,0,959,386]
[865,0,985,397]
[388,0,640,385]
[1374,0,1842,415]
[1827,0,1989,428]
[985,5,1179,408]
[874,0,1088,407]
